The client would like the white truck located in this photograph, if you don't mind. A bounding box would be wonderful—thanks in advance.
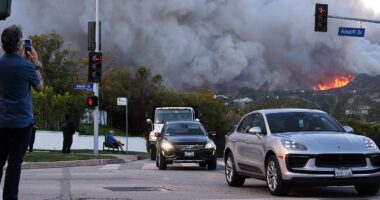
[146,107,198,160]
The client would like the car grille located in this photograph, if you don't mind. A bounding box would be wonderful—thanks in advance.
[315,154,366,168]
[287,155,310,168]
[174,144,205,151]
[370,154,380,167]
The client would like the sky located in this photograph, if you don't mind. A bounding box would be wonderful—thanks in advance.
[1,0,380,91]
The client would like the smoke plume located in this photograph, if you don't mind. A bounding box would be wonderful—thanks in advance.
[2,0,380,91]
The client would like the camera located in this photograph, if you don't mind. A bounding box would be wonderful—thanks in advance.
[24,39,32,53]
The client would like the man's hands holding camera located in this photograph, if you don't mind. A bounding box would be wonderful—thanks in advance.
[20,45,42,70]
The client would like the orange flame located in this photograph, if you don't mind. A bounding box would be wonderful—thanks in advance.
[313,74,355,91]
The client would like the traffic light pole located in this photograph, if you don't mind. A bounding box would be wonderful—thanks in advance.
[93,0,100,157]
[328,15,380,24]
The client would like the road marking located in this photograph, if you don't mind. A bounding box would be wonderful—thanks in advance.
[100,164,121,170]
[142,162,157,170]
[181,163,198,167]
[142,162,202,170]
[60,168,71,200]
[142,161,225,170]
[202,199,295,200]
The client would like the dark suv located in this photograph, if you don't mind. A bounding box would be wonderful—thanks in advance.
[155,121,217,170]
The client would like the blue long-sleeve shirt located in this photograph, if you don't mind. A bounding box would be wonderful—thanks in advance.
[106,133,116,144]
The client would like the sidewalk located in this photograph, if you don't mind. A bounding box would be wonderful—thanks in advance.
[21,154,148,169]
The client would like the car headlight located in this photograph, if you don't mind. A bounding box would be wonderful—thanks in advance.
[149,134,157,141]
[205,141,216,150]
[281,139,307,151]
[161,141,174,151]
[364,138,379,150]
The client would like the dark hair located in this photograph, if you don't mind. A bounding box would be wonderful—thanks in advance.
[1,25,23,54]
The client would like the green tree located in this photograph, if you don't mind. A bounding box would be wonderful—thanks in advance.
[100,66,164,135]
[100,68,133,130]
[29,32,87,131]
[33,86,85,130]
[30,32,81,94]
[247,98,316,112]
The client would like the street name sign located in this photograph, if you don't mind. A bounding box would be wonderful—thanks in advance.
[338,27,365,37]
[73,83,93,92]
[117,97,127,106]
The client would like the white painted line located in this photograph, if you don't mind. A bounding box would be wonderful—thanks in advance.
[217,161,225,167]
[100,164,121,170]
[181,163,198,167]
[142,163,157,170]
[203,199,293,200]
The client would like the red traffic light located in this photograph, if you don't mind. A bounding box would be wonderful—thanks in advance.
[315,3,328,32]
[318,6,327,14]
[87,96,99,107]
[92,55,102,62]
[88,52,103,83]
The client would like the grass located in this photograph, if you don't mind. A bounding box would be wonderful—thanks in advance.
[24,151,115,162]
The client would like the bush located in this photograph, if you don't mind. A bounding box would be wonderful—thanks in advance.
[340,119,380,146]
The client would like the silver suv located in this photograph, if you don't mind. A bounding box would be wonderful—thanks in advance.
[224,108,380,196]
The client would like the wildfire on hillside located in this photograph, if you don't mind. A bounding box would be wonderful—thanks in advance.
[313,74,355,91]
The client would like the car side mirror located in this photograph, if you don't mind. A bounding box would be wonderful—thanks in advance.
[155,132,163,138]
[343,125,354,133]
[209,131,216,139]
[249,127,263,139]
[233,125,238,130]
[249,126,262,134]
[146,119,152,124]
[195,118,200,122]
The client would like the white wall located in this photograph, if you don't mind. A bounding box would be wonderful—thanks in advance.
[33,131,147,152]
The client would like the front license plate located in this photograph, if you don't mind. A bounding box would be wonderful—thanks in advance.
[334,168,352,178]
[184,152,194,157]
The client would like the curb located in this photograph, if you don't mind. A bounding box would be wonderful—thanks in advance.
[22,155,146,169]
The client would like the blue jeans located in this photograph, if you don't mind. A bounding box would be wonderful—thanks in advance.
[0,126,31,200]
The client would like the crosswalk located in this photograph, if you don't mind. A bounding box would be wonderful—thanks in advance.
[100,164,121,170]
[99,160,225,171]
[142,160,225,170]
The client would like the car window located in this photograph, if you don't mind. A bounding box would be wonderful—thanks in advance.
[266,112,345,134]
[253,114,267,134]
[155,109,193,123]
[237,114,255,133]
[164,123,206,136]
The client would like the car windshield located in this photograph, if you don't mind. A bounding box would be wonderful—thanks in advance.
[164,123,206,136]
[266,112,345,134]
[155,109,193,123]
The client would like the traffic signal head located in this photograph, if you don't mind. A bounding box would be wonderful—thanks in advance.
[315,3,328,32]
[87,96,99,107]
[0,0,11,21]
[88,51,102,83]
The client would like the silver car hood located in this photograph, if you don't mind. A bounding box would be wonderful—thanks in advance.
[274,132,375,153]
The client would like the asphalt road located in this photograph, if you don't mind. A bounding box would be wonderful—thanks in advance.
[2,159,380,200]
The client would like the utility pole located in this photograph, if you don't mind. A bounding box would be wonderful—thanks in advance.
[125,99,128,154]
[93,0,100,157]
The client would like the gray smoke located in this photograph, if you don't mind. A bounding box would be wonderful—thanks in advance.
[2,0,380,90]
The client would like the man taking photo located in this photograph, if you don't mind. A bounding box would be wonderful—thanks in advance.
[0,25,44,200]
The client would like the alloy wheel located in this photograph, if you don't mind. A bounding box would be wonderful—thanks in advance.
[266,160,278,191]
[225,156,233,182]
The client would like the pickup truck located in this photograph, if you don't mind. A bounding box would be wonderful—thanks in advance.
[146,107,198,160]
